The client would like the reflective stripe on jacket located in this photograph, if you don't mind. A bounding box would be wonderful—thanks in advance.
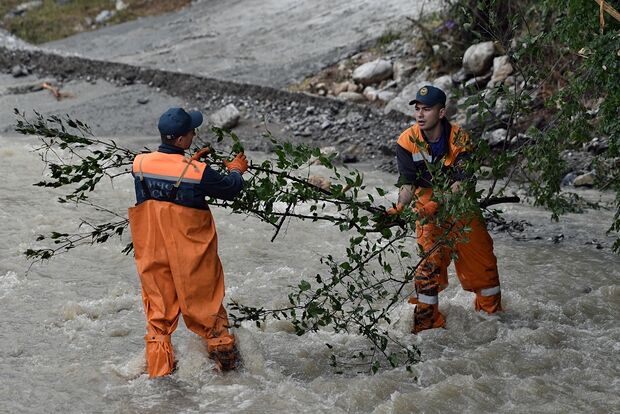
[132,152,210,210]
[396,120,471,188]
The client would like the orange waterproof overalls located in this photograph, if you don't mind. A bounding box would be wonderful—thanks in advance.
[397,123,502,333]
[128,152,236,377]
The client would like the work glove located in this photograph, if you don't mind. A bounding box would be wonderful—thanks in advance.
[224,153,249,174]
[386,203,405,216]
[417,200,439,218]
[190,147,210,161]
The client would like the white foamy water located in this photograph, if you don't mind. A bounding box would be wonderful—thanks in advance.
[1,135,618,413]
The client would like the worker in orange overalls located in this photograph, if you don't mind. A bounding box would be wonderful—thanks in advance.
[387,85,502,333]
[128,107,248,377]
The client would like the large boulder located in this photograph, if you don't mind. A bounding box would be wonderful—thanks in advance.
[462,41,496,76]
[383,68,430,116]
[384,74,455,118]
[352,59,393,86]
[209,104,240,129]
[384,80,426,117]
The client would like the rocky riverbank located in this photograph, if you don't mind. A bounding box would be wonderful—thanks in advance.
[288,25,609,189]
[2,46,417,174]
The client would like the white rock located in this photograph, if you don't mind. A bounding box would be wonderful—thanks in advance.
[337,91,366,103]
[384,80,427,116]
[95,10,114,24]
[462,41,496,76]
[332,81,351,95]
[352,59,393,86]
[209,104,241,129]
[487,55,514,88]
[482,128,507,147]
[320,146,338,156]
[363,86,379,101]
[393,60,416,83]
[376,90,396,102]
[573,172,595,187]
[115,0,128,11]
[432,74,453,93]
[384,76,455,117]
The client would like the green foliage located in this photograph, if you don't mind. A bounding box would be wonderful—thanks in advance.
[442,0,620,250]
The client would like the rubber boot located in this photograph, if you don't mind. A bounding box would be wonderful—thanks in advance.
[474,291,502,314]
[205,334,239,372]
[412,303,446,333]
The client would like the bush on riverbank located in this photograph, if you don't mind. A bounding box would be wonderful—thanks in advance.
[448,0,619,250]
[0,0,190,44]
[299,0,619,250]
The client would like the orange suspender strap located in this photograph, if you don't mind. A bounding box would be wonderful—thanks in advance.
[137,154,197,201]
[168,158,195,200]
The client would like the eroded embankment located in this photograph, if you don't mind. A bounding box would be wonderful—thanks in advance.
[1,46,411,169]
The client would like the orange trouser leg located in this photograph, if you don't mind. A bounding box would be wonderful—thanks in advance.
[408,267,448,306]
[144,334,175,377]
[474,289,502,313]
[129,202,181,377]
[412,221,450,333]
[453,214,503,314]
[139,282,180,377]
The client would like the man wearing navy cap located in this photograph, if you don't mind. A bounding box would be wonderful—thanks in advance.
[128,107,249,376]
[387,85,502,333]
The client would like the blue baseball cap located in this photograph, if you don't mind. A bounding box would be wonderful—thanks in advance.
[158,107,203,137]
[409,85,446,107]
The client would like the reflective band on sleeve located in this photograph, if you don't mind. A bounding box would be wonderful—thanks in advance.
[417,293,438,304]
[140,172,202,184]
[480,286,501,296]
[412,152,432,162]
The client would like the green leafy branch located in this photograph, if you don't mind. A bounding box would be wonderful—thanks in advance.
[19,110,504,373]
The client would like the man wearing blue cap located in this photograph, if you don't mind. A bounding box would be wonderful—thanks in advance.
[387,85,502,333]
[128,107,249,376]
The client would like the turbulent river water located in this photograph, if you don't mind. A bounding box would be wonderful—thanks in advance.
[1,135,618,413]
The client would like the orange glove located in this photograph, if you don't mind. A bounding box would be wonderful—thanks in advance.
[386,203,405,216]
[224,153,248,174]
[417,201,439,218]
[191,147,210,161]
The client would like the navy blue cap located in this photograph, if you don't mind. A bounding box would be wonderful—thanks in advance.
[158,107,203,137]
[409,85,446,107]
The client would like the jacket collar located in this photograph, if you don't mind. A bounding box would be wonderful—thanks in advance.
[158,143,185,155]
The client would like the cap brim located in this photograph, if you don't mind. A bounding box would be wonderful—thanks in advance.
[188,110,203,129]
[408,98,445,106]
